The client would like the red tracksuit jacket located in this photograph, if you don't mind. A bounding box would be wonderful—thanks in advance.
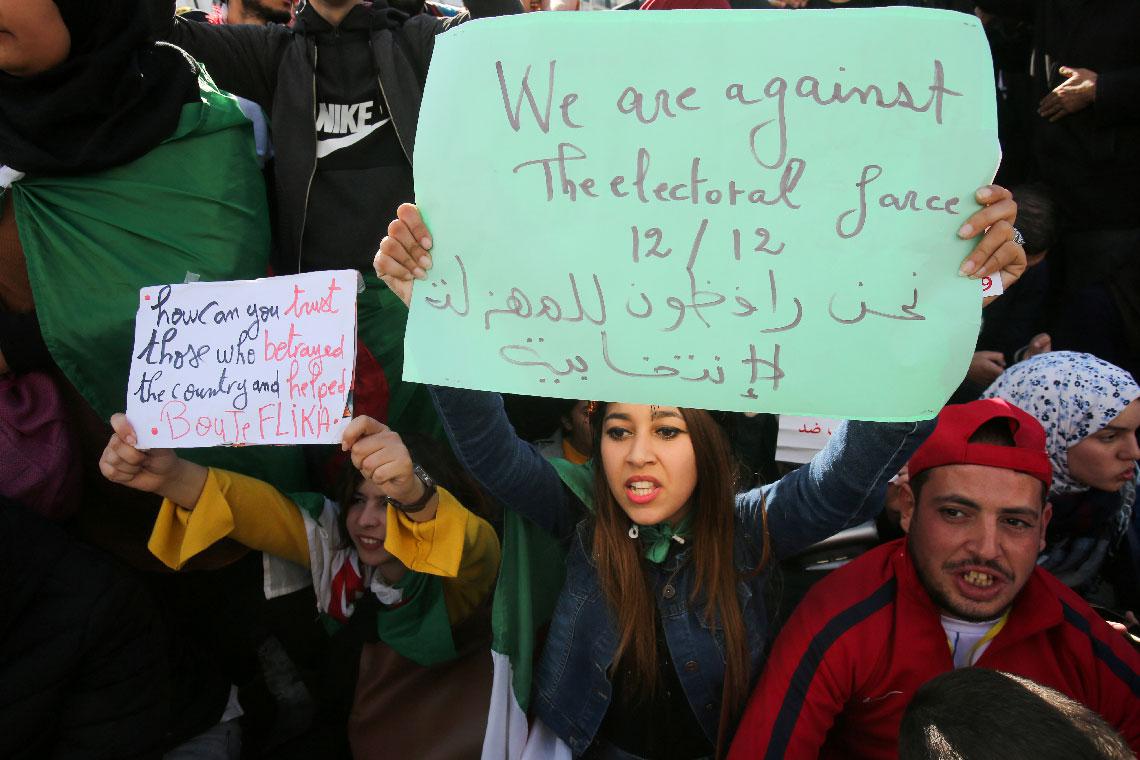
[728,538,1140,759]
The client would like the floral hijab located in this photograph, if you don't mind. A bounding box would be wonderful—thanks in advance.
[982,352,1140,496]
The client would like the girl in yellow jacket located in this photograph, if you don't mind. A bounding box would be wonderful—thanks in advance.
[100,413,500,758]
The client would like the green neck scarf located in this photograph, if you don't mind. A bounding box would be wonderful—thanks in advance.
[633,514,694,564]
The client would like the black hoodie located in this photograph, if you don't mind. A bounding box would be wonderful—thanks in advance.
[167,0,521,273]
[297,2,414,272]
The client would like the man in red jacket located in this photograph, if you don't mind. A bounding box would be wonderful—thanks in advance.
[728,398,1140,760]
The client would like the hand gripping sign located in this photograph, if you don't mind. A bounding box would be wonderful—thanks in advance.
[403,8,1000,421]
[126,270,358,447]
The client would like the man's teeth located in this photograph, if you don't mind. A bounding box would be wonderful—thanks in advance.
[628,481,656,495]
[358,537,381,548]
[963,570,994,587]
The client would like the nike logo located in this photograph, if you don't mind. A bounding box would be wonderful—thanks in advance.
[316,117,390,159]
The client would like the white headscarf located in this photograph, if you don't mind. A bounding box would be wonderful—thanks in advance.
[982,352,1140,496]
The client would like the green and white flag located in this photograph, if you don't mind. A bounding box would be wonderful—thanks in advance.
[482,459,592,760]
[12,65,307,490]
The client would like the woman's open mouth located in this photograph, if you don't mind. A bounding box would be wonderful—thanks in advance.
[625,476,661,505]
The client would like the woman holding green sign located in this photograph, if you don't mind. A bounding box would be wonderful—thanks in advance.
[376,191,1025,758]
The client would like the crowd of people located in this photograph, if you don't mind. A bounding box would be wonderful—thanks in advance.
[1,0,1137,759]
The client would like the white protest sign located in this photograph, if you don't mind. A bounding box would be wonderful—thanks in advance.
[126,270,358,448]
[776,414,840,464]
[981,273,1003,297]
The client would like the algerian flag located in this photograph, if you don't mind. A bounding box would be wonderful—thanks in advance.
[11,64,306,491]
[481,458,593,760]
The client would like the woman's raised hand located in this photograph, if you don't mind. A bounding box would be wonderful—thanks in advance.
[341,415,422,505]
[99,414,206,508]
[99,413,181,495]
[374,203,433,308]
[957,184,1027,304]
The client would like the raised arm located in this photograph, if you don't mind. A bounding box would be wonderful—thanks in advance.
[738,417,933,560]
[464,0,525,18]
[384,490,502,624]
[738,185,1025,557]
[165,15,289,110]
[100,413,310,569]
[431,384,582,541]
[339,413,503,621]
[377,188,1024,548]
[358,0,522,87]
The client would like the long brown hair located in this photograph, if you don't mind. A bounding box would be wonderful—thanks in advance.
[590,404,772,752]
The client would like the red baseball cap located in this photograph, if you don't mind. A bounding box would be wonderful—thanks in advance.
[908,399,1052,490]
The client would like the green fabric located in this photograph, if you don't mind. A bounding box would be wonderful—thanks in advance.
[356,272,441,437]
[492,507,568,712]
[303,493,455,667]
[288,491,327,522]
[637,513,693,564]
[376,571,456,666]
[490,457,592,712]
[549,457,595,510]
[320,570,457,667]
[13,66,306,492]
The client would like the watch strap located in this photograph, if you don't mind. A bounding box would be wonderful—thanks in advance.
[391,465,436,513]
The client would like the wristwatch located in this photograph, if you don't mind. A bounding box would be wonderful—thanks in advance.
[390,464,436,513]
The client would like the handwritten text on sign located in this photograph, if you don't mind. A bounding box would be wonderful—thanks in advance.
[405,9,999,420]
[126,271,358,448]
[776,415,840,464]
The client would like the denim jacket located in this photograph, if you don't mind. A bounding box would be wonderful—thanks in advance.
[431,386,932,754]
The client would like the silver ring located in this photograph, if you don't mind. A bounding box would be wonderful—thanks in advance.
[1011,226,1025,247]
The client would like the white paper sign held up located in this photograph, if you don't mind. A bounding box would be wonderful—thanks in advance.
[776,415,840,464]
[126,270,358,448]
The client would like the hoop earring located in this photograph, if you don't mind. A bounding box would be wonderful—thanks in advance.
[628,525,639,539]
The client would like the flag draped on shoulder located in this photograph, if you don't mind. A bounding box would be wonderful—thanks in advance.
[12,65,306,491]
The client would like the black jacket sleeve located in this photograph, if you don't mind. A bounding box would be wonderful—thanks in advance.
[430,385,581,542]
[972,0,1034,20]
[166,1,517,111]
[166,16,292,112]
[464,0,524,19]
[397,0,521,74]
[1096,67,1140,126]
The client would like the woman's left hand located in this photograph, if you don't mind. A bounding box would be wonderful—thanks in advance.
[956,184,1026,306]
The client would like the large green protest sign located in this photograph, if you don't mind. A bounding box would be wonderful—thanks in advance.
[405,8,999,420]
